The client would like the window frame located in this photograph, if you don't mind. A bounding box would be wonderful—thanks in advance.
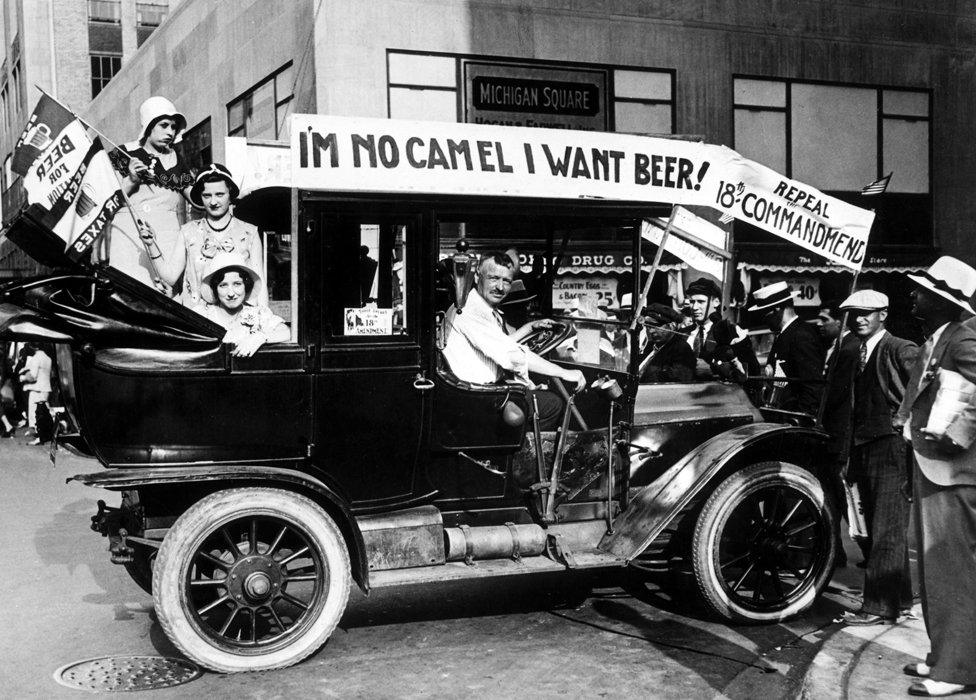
[385,49,675,134]
[90,53,122,98]
[732,75,932,194]
[226,63,295,140]
[88,0,122,24]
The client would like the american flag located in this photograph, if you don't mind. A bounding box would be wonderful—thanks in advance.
[719,212,734,224]
[860,172,892,196]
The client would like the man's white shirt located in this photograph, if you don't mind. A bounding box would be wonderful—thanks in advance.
[443,290,529,384]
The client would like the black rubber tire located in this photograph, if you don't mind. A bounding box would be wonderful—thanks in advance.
[152,488,350,673]
[690,461,836,623]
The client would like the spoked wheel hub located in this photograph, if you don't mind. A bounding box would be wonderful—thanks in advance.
[225,556,282,605]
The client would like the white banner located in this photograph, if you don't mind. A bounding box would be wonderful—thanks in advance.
[291,114,874,270]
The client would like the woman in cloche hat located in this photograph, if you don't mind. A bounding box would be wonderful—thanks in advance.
[105,96,194,292]
[151,163,267,307]
[196,251,289,358]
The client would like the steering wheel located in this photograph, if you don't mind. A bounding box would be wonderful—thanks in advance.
[519,321,573,355]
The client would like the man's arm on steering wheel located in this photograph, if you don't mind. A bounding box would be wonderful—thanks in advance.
[511,318,558,342]
[525,348,586,392]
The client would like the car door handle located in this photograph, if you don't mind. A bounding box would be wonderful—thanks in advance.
[413,373,435,391]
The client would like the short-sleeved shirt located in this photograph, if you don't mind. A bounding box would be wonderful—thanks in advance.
[443,290,529,384]
[178,217,266,308]
[22,350,52,393]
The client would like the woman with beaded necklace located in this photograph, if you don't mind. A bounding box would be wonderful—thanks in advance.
[153,163,267,307]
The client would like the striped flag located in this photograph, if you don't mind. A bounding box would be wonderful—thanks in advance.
[718,212,734,224]
[860,172,892,196]
[12,94,124,261]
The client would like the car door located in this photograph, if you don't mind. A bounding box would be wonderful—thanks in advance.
[311,205,431,507]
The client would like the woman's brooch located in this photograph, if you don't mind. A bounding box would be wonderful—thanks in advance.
[239,308,259,332]
[922,357,939,384]
[200,237,217,259]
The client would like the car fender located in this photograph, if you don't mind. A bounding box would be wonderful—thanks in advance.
[599,422,830,562]
[70,464,371,593]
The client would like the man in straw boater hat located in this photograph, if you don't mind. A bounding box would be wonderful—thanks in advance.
[895,256,976,696]
[833,290,918,626]
[748,281,825,414]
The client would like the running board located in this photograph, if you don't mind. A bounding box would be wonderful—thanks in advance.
[369,550,626,588]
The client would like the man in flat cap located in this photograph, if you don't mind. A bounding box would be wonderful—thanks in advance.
[837,289,918,625]
[749,281,825,414]
[639,303,696,383]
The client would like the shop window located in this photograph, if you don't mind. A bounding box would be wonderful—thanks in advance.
[88,0,121,23]
[178,118,212,174]
[227,63,294,140]
[387,52,458,122]
[734,77,930,195]
[90,54,121,98]
[323,220,410,339]
[612,69,674,135]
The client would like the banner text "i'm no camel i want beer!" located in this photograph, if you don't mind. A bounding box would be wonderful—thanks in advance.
[291,115,876,270]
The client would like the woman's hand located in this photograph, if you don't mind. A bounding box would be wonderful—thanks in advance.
[126,157,150,184]
[230,333,267,358]
[137,220,156,245]
[151,277,173,296]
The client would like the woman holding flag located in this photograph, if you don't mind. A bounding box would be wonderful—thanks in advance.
[105,96,195,291]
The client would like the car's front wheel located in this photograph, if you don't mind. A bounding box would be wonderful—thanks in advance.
[152,487,350,673]
[690,461,835,623]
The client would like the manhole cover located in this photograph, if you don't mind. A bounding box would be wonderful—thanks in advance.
[54,655,201,692]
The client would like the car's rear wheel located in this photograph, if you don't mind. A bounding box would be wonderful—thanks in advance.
[153,487,350,673]
[690,461,835,623]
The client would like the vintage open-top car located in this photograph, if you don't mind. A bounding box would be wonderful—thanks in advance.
[0,116,844,673]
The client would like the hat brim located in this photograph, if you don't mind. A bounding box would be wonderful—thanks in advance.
[140,112,187,142]
[746,291,797,313]
[190,175,241,208]
[907,273,976,315]
[200,263,263,305]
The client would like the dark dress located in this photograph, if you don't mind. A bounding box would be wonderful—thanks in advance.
[640,334,695,383]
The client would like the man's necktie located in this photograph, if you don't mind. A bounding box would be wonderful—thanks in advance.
[493,310,508,335]
[858,341,868,373]
[693,323,705,357]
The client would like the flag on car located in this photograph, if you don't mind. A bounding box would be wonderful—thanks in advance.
[860,172,892,196]
[11,94,124,261]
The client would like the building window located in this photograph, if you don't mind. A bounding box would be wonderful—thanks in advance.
[387,53,458,122]
[227,64,294,140]
[11,60,22,116]
[1,83,8,131]
[612,69,674,135]
[91,54,121,98]
[386,51,674,134]
[136,1,168,27]
[88,0,121,24]
[178,118,212,174]
[733,77,930,194]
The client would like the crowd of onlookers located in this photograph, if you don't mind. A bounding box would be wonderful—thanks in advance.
[0,341,58,445]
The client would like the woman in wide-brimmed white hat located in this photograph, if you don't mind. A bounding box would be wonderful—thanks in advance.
[195,251,288,357]
[104,96,194,292]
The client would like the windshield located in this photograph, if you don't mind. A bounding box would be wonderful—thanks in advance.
[437,214,656,374]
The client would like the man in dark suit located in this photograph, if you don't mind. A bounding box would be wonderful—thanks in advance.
[749,281,825,415]
[818,300,862,567]
[681,277,761,401]
[896,256,976,696]
[835,290,918,625]
[639,303,696,383]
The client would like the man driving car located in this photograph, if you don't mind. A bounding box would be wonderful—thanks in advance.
[443,252,586,429]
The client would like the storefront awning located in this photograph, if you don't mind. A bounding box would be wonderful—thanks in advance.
[736,246,936,274]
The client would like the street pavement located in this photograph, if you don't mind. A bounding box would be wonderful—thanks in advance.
[0,436,956,699]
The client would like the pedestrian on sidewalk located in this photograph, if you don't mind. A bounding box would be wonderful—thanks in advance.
[896,256,976,697]
[835,290,918,625]
[18,343,51,443]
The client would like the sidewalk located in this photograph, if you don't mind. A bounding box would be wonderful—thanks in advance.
[802,554,976,699]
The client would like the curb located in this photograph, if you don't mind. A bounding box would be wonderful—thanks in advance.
[800,611,930,700]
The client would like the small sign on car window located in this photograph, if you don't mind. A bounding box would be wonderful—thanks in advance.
[344,307,393,335]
